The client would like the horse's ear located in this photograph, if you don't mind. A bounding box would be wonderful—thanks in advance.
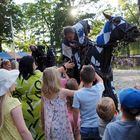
[103,12,112,20]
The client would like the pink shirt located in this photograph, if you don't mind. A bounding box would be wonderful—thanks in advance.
[60,78,67,88]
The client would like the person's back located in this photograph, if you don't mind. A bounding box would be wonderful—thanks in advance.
[16,69,42,97]
[41,67,75,140]
[0,69,33,140]
[103,88,140,140]
[16,56,42,99]
[73,65,104,140]
[75,84,104,127]
[15,56,43,139]
[0,95,22,140]
[42,90,74,140]
[103,119,140,140]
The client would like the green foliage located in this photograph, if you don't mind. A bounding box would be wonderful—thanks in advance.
[15,0,76,50]
[1,0,139,56]
[118,0,139,26]
[0,1,23,47]
[129,40,140,55]
[90,20,104,40]
[117,0,140,56]
[13,0,99,52]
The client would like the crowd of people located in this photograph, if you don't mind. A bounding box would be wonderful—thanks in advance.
[0,56,140,140]
[0,17,140,140]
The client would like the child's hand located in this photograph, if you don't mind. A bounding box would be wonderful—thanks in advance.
[64,61,75,69]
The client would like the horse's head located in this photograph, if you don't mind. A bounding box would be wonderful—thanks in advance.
[96,13,140,46]
[103,12,140,43]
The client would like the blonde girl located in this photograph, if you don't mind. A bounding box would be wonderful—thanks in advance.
[41,67,75,140]
[0,69,33,140]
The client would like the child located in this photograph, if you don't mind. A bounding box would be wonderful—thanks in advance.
[41,67,75,140]
[65,78,80,140]
[96,97,118,138]
[0,69,33,140]
[72,65,105,140]
[102,88,140,140]
[60,70,70,88]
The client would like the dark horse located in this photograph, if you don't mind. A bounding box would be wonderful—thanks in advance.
[30,45,56,72]
[62,13,140,110]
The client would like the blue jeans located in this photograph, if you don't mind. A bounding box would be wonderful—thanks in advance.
[80,127,101,140]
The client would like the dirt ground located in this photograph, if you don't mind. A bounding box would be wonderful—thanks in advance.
[113,69,140,119]
[113,69,140,91]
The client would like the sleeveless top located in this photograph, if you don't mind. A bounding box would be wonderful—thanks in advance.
[0,95,22,140]
[43,91,74,140]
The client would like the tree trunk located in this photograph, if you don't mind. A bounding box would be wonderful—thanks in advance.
[138,0,140,11]
[0,40,2,52]
[127,45,130,57]
[138,0,140,24]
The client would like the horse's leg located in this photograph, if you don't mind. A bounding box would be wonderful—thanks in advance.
[102,71,119,112]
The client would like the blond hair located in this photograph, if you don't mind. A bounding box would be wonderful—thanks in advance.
[96,97,116,122]
[42,67,61,96]
[0,95,6,129]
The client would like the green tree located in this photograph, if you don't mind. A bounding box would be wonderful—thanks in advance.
[117,0,140,56]
[0,0,23,51]
[20,0,98,48]
[137,0,140,25]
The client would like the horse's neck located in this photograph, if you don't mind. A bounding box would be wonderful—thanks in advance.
[89,44,113,73]
[100,45,113,73]
[95,46,103,53]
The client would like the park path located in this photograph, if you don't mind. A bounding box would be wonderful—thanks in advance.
[113,69,140,91]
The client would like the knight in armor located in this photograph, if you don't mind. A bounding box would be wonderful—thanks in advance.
[62,20,92,83]
[62,20,92,63]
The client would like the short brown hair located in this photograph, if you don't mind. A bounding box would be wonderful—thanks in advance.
[65,78,79,109]
[65,78,79,90]
[96,97,116,122]
[80,65,95,84]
